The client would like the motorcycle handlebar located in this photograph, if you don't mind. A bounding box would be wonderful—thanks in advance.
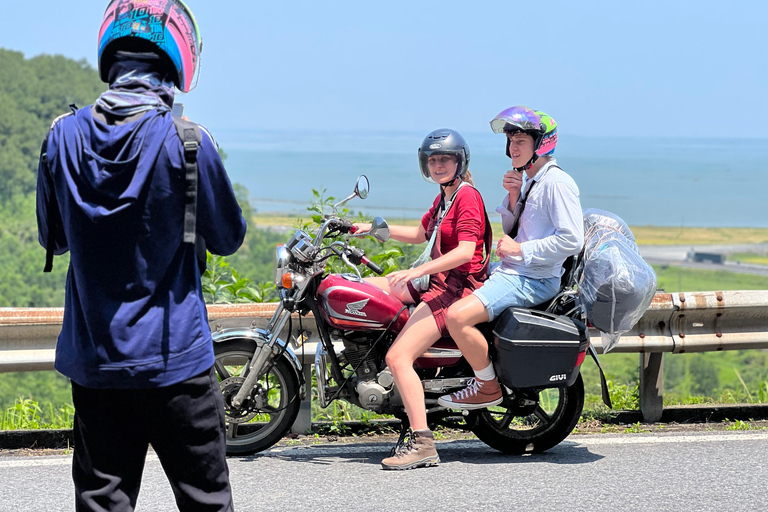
[362,256,384,275]
[323,217,355,234]
[344,247,383,275]
[361,255,383,275]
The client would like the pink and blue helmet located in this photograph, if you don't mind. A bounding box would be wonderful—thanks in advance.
[98,0,203,92]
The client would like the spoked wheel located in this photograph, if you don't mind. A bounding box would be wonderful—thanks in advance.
[468,374,584,454]
[214,339,301,455]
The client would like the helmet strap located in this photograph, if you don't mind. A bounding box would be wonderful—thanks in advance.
[513,153,538,173]
[441,175,461,188]
[437,187,447,214]
[437,172,464,212]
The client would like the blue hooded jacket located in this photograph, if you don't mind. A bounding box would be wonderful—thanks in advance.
[36,107,246,389]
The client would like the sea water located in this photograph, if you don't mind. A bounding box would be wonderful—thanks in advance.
[218,130,768,228]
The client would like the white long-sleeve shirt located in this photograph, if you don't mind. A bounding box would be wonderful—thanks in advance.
[495,158,584,279]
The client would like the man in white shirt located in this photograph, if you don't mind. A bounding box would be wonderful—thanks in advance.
[438,106,584,409]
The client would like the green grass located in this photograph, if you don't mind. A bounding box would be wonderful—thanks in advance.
[730,253,768,265]
[1,398,74,430]
[630,226,768,246]
[724,419,756,431]
[653,265,768,292]
[623,422,649,434]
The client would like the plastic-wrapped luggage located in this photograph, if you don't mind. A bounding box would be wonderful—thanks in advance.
[578,209,657,352]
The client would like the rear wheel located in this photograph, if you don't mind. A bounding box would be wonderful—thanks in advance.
[214,339,301,455]
[468,374,584,454]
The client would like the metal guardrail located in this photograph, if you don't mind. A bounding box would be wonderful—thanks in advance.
[2,290,767,424]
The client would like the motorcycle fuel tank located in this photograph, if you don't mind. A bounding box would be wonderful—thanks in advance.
[317,275,409,332]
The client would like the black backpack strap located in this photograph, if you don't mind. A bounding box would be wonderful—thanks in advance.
[171,116,207,274]
[42,111,76,273]
[589,344,613,409]
[172,116,202,244]
[42,137,58,273]
[506,164,563,239]
[506,178,537,239]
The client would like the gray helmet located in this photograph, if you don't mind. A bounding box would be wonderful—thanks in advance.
[418,129,470,184]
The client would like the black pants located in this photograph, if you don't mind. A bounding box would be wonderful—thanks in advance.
[71,368,234,512]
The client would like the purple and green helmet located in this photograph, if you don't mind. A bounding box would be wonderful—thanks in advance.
[490,106,558,158]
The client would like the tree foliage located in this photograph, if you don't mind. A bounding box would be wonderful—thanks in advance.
[0,49,104,197]
[0,49,103,306]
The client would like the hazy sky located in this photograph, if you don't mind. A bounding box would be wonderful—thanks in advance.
[2,0,766,137]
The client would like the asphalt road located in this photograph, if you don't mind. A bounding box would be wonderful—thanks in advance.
[1,431,767,512]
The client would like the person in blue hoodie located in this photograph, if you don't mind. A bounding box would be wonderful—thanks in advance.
[36,2,245,510]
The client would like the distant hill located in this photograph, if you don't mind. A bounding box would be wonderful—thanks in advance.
[0,48,279,307]
[0,48,104,307]
[0,49,104,197]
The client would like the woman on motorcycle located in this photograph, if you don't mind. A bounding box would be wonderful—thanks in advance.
[355,129,491,470]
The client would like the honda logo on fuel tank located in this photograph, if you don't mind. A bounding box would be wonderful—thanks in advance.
[345,299,369,317]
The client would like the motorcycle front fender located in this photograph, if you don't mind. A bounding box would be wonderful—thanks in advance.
[212,327,306,400]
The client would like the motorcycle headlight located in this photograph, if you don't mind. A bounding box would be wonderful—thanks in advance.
[275,245,293,287]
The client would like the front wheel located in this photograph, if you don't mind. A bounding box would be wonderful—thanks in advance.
[214,339,301,455]
[468,374,584,454]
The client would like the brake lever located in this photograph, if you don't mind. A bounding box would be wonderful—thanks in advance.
[340,252,363,281]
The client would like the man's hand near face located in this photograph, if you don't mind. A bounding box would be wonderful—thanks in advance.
[502,170,524,210]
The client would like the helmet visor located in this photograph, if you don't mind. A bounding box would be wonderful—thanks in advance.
[490,106,542,134]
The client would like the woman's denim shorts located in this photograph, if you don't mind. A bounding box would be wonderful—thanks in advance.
[473,266,561,321]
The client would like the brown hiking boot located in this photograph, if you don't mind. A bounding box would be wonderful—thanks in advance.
[380,429,440,470]
[437,377,503,410]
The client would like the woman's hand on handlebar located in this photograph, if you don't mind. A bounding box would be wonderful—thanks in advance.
[386,267,423,288]
[352,222,372,233]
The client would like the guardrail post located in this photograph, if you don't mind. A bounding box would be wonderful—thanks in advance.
[291,362,313,434]
[639,353,664,422]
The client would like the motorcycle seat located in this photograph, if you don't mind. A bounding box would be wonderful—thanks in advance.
[428,257,582,349]
[530,255,579,315]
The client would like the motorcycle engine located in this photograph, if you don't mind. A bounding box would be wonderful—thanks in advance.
[340,334,380,381]
[340,334,394,410]
[356,369,394,410]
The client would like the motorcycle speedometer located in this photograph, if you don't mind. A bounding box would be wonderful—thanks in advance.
[286,230,315,262]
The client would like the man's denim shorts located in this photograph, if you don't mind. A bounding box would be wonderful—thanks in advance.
[473,265,561,321]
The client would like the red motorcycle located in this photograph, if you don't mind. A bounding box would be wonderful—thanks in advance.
[213,177,610,455]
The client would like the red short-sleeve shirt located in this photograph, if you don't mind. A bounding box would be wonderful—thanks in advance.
[421,186,486,275]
